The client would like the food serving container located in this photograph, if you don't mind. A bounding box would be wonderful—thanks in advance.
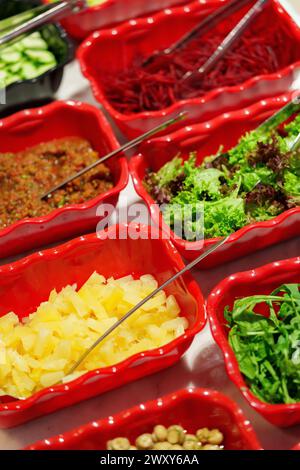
[207,256,300,427]
[26,388,261,449]
[0,224,206,428]
[0,0,74,118]
[78,0,300,139]
[130,92,300,268]
[0,100,128,259]
[42,0,189,41]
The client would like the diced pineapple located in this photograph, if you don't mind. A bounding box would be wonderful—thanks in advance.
[142,291,167,312]
[53,340,72,360]
[84,271,106,287]
[0,342,6,365]
[166,295,181,316]
[12,369,36,395]
[41,357,68,371]
[33,329,55,358]
[78,286,108,318]
[67,290,89,318]
[40,371,64,388]
[49,288,58,303]
[0,312,19,333]
[0,272,186,399]
[34,303,61,323]
[114,274,134,285]
[101,285,124,312]
[20,327,36,352]
[7,350,30,373]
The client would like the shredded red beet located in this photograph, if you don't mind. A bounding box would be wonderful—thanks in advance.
[101,8,299,115]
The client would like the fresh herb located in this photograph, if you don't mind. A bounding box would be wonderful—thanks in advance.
[225,284,300,404]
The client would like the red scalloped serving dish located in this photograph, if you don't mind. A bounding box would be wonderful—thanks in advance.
[0,224,206,428]
[130,92,300,268]
[43,0,188,40]
[207,256,300,427]
[26,387,262,450]
[0,100,128,260]
[78,0,300,139]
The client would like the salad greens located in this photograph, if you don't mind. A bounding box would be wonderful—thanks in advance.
[144,114,300,239]
[225,284,300,404]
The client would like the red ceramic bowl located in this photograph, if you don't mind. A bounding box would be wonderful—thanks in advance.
[78,0,300,139]
[26,388,262,450]
[207,256,300,427]
[130,92,300,268]
[0,100,128,259]
[43,0,188,40]
[0,224,206,428]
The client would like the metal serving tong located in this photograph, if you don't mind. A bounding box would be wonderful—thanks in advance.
[182,0,269,84]
[142,0,254,68]
[290,133,300,152]
[65,235,229,377]
[0,0,86,47]
[142,0,269,79]
[257,93,300,151]
[41,112,187,200]
[258,94,300,133]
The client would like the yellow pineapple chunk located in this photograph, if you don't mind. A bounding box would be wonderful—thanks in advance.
[0,273,186,399]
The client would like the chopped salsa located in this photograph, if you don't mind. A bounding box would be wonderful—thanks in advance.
[0,137,113,228]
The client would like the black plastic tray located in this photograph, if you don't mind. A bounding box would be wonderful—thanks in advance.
[0,0,74,117]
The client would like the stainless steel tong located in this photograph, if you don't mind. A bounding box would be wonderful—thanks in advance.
[142,0,270,81]
[0,0,87,47]
[41,112,187,200]
[142,0,254,68]
[182,0,270,84]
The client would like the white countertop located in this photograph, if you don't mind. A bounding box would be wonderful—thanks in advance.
[0,0,300,451]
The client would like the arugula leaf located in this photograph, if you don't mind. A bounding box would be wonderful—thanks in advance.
[226,284,300,404]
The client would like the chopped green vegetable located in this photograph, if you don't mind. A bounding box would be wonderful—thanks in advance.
[225,284,300,404]
[0,31,57,88]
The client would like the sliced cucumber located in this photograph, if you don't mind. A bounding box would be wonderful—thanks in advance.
[21,36,48,50]
[10,62,22,73]
[0,30,58,87]
[5,73,21,86]
[1,51,22,63]
[25,49,56,64]
[35,63,54,76]
[21,63,39,80]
